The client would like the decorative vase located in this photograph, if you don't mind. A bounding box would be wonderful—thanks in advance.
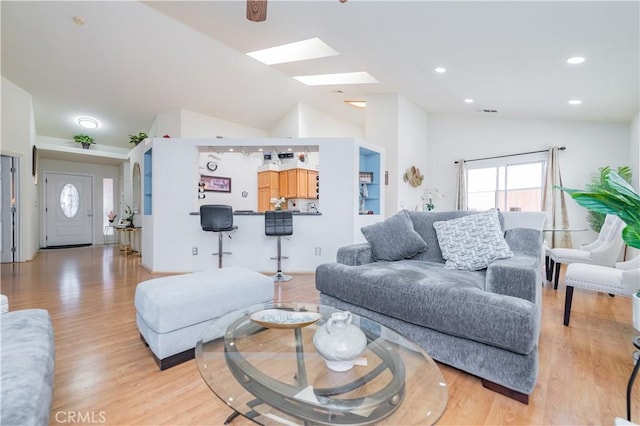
[633,293,640,331]
[313,311,367,372]
[81,142,91,149]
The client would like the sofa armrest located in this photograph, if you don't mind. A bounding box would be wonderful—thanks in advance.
[485,228,543,304]
[337,243,375,266]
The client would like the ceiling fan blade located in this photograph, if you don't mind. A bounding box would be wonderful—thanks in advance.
[247,0,267,22]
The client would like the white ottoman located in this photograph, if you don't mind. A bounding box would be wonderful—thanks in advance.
[135,267,273,369]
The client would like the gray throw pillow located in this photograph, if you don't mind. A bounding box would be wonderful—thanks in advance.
[361,210,428,261]
[433,208,513,270]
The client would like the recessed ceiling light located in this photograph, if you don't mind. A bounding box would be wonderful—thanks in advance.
[228,148,234,152]
[246,37,339,65]
[464,99,474,104]
[293,71,378,86]
[77,117,99,129]
[345,100,366,109]
[568,99,582,105]
[566,56,586,65]
[435,67,446,73]
[258,148,263,152]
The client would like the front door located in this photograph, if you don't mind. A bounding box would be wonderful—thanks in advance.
[1,156,16,262]
[44,172,93,247]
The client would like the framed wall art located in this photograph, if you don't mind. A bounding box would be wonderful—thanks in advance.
[200,175,232,193]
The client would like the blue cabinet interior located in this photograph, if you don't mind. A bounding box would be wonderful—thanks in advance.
[359,147,380,215]
[143,149,152,215]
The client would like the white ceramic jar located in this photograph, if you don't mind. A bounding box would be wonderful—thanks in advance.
[313,311,367,372]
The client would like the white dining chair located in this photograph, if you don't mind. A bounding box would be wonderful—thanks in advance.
[548,214,626,289]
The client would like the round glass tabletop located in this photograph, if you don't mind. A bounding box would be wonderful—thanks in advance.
[196,302,447,425]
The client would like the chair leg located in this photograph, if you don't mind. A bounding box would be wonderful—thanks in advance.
[563,285,574,326]
[217,232,223,268]
[546,258,555,282]
[553,262,562,290]
[272,236,292,282]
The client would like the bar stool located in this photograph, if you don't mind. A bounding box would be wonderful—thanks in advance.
[265,210,293,282]
[200,205,237,268]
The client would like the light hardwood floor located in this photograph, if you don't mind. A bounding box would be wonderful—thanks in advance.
[1,245,638,425]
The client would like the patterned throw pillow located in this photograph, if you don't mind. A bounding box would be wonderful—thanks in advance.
[433,209,513,270]
[361,210,428,261]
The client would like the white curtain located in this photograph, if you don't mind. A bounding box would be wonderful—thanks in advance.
[541,147,572,248]
[455,160,467,210]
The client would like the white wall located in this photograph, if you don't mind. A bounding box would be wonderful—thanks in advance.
[38,158,121,246]
[365,94,428,217]
[1,77,38,261]
[150,108,267,139]
[426,114,630,247]
[397,95,429,213]
[269,106,299,137]
[630,110,639,191]
[269,103,364,139]
[627,110,640,260]
[365,94,399,216]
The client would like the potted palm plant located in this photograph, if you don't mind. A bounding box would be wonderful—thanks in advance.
[559,170,640,328]
[73,134,95,149]
[585,166,632,232]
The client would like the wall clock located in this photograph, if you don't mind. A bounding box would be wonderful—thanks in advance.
[206,161,218,172]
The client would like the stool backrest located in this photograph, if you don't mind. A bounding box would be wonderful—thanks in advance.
[200,205,234,232]
[265,210,293,236]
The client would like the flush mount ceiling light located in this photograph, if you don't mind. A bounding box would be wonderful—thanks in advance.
[77,117,99,129]
[345,100,366,109]
[566,56,586,65]
[434,67,447,73]
[247,37,339,65]
[568,99,582,105]
[293,71,378,86]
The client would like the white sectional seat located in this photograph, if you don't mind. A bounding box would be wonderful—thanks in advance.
[135,267,273,369]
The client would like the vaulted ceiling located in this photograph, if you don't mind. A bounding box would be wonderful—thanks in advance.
[2,1,638,149]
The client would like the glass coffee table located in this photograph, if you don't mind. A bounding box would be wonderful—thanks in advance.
[196,302,447,425]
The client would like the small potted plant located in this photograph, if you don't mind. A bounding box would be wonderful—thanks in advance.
[73,134,95,149]
[129,132,148,146]
[124,205,135,227]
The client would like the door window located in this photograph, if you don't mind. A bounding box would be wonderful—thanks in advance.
[60,183,80,218]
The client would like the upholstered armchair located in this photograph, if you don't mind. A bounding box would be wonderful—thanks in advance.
[548,214,626,289]
[563,256,640,326]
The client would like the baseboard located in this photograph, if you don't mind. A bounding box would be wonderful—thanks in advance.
[481,379,529,404]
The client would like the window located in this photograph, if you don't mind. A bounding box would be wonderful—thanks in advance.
[467,161,545,212]
[103,178,114,235]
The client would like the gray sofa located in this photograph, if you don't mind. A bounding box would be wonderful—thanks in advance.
[1,309,55,425]
[316,210,542,403]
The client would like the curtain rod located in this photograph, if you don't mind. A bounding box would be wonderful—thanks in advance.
[453,146,565,164]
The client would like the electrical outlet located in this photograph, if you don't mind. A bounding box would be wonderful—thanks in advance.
[315,247,321,256]
[192,246,198,255]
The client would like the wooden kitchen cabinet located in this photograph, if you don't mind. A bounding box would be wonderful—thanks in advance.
[307,170,318,199]
[257,171,280,212]
[279,168,317,199]
[258,171,279,189]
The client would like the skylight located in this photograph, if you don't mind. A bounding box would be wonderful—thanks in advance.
[246,37,339,65]
[293,72,378,86]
